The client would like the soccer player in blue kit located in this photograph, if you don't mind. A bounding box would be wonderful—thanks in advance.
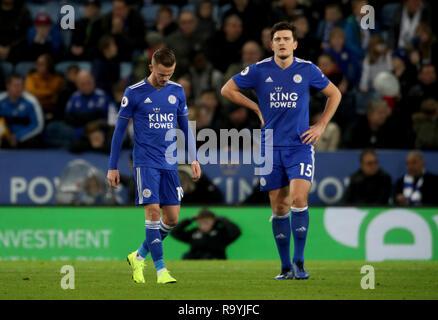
[222,22,341,280]
[107,48,201,284]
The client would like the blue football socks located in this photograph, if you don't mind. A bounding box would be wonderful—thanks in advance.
[144,220,165,271]
[290,206,309,264]
[137,218,173,260]
[271,212,292,272]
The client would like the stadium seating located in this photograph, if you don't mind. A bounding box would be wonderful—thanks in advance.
[120,62,133,81]
[141,4,179,28]
[55,61,92,74]
[380,2,402,30]
[14,62,36,77]
[0,62,14,77]
[100,1,113,15]
[26,1,62,23]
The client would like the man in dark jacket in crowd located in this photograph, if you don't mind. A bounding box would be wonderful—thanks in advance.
[343,149,392,205]
[394,150,438,206]
[171,208,241,259]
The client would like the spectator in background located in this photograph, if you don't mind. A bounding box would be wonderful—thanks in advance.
[343,100,394,149]
[310,111,340,151]
[292,15,321,62]
[224,41,263,81]
[55,64,80,121]
[317,53,348,94]
[222,104,259,131]
[92,0,145,61]
[391,49,418,99]
[389,0,431,50]
[196,0,217,42]
[405,64,438,116]
[26,12,63,61]
[0,0,32,63]
[342,149,392,205]
[25,54,64,122]
[208,14,246,73]
[359,35,392,93]
[166,10,204,78]
[133,32,165,83]
[316,2,344,51]
[343,0,372,59]
[92,34,121,95]
[270,0,310,26]
[55,159,120,205]
[0,64,6,91]
[70,0,102,60]
[176,75,194,107]
[412,98,438,150]
[0,73,44,148]
[69,119,113,154]
[171,208,241,260]
[177,164,223,204]
[394,150,438,206]
[222,0,266,41]
[325,27,361,88]
[373,71,401,111]
[64,70,115,140]
[187,49,223,101]
[260,27,272,59]
[153,6,178,37]
[194,89,223,134]
[408,23,438,69]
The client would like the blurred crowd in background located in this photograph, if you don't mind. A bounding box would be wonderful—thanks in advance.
[1,0,438,206]
[1,0,437,152]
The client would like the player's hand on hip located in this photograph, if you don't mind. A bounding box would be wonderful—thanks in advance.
[107,169,120,189]
[191,161,201,180]
[300,122,326,145]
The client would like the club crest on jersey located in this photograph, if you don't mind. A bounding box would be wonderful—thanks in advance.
[293,74,302,83]
[168,95,177,104]
[121,96,128,107]
[241,66,249,76]
[153,107,160,113]
[143,189,151,198]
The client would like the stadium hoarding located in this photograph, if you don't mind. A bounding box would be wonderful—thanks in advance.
[0,206,437,261]
[1,150,438,206]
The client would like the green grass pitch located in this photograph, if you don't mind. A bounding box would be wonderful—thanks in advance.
[0,260,437,300]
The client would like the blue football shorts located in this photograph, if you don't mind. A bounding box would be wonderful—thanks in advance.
[259,145,315,191]
[134,167,183,206]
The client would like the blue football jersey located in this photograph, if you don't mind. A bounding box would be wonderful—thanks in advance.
[118,79,188,170]
[232,56,329,148]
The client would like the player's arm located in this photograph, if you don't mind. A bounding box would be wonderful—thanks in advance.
[176,90,201,180]
[301,81,342,145]
[177,114,201,180]
[107,91,133,188]
[107,117,129,188]
[221,78,264,126]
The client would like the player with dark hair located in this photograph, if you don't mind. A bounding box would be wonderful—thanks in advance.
[107,47,201,284]
[221,21,341,280]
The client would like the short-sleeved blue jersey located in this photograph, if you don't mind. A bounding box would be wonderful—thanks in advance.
[232,56,329,148]
[119,79,188,170]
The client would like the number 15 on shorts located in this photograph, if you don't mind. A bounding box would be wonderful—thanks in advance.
[299,163,313,177]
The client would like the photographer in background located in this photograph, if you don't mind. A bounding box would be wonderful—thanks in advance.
[171,208,241,260]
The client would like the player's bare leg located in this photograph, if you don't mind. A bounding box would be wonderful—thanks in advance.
[161,205,180,228]
[269,186,294,279]
[289,179,311,279]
